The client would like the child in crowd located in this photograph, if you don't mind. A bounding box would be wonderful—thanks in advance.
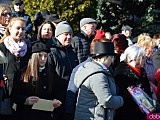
[11,42,61,120]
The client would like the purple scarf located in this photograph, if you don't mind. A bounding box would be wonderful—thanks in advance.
[4,36,27,57]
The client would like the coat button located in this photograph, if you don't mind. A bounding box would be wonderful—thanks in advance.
[43,86,46,89]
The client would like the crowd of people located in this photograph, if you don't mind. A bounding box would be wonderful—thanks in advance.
[0,0,160,120]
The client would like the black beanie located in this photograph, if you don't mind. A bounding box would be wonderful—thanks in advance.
[32,42,50,53]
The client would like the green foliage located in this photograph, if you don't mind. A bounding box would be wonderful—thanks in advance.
[22,0,97,34]
[137,3,160,36]
[11,0,160,37]
[97,0,160,37]
[96,0,126,34]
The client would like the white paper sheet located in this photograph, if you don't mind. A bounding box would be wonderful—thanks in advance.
[32,99,55,112]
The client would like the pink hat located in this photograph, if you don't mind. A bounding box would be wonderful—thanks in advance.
[94,29,105,39]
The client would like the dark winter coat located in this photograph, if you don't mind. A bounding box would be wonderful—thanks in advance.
[0,64,4,111]
[114,62,152,120]
[47,39,79,120]
[0,42,30,95]
[71,31,95,63]
[31,37,57,50]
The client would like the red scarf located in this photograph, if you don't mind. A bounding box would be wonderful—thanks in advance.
[127,63,141,76]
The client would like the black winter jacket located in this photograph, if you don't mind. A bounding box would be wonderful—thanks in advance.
[0,42,30,95]
[31,37,57,49]
[11,67,53,120]
[114,62,152,120]
[47,39,78,120]
[71,31,94,63]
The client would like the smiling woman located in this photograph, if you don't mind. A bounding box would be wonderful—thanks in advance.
[0,17,31,120]
[0,4,12,39]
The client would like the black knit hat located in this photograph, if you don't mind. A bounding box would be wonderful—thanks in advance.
[32,42,50,53]
[91,42,116,58]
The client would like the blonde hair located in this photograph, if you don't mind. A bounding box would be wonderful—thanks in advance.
[0,17,26,43]
[136,33,156,49]
[23,53,39,82]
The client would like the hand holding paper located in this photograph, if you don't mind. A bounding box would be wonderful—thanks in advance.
[53,99,62,108]
[25,96,39,105]
[32,99,61,111]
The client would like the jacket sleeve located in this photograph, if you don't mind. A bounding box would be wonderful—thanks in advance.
[89,73,124,109]
[25,16,33,34]
[71,37,78,54]
[10,71,27,105]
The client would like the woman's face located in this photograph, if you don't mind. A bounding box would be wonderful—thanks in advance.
[41,23,53,39]
[39,51,47,67]
[135,56,145,68]
[9,20,26,42]
[0,8,12,26]
[145,46,154,58]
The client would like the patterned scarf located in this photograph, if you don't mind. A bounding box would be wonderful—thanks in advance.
[4,36,27,57]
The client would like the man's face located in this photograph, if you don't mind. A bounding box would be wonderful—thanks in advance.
[56,32,72,47]
[123,29,132,38]
[14,4,24,12]
[84,23,97,36]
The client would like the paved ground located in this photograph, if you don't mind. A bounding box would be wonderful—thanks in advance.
[0,0,12,5]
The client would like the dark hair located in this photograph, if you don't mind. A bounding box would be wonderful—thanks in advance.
[153,33,160,39]
[34,11,44,31]
[111,33,128,55]
[37,21,56,41]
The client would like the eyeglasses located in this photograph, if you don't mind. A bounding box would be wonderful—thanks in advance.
[1,13,12,17]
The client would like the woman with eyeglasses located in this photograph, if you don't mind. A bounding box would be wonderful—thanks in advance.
[0,4,12,39]
[0,4,12,120]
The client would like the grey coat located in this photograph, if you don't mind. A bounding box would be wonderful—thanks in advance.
[74,61,124,120]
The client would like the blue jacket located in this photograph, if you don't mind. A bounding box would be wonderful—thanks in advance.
[12,10,33,34]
